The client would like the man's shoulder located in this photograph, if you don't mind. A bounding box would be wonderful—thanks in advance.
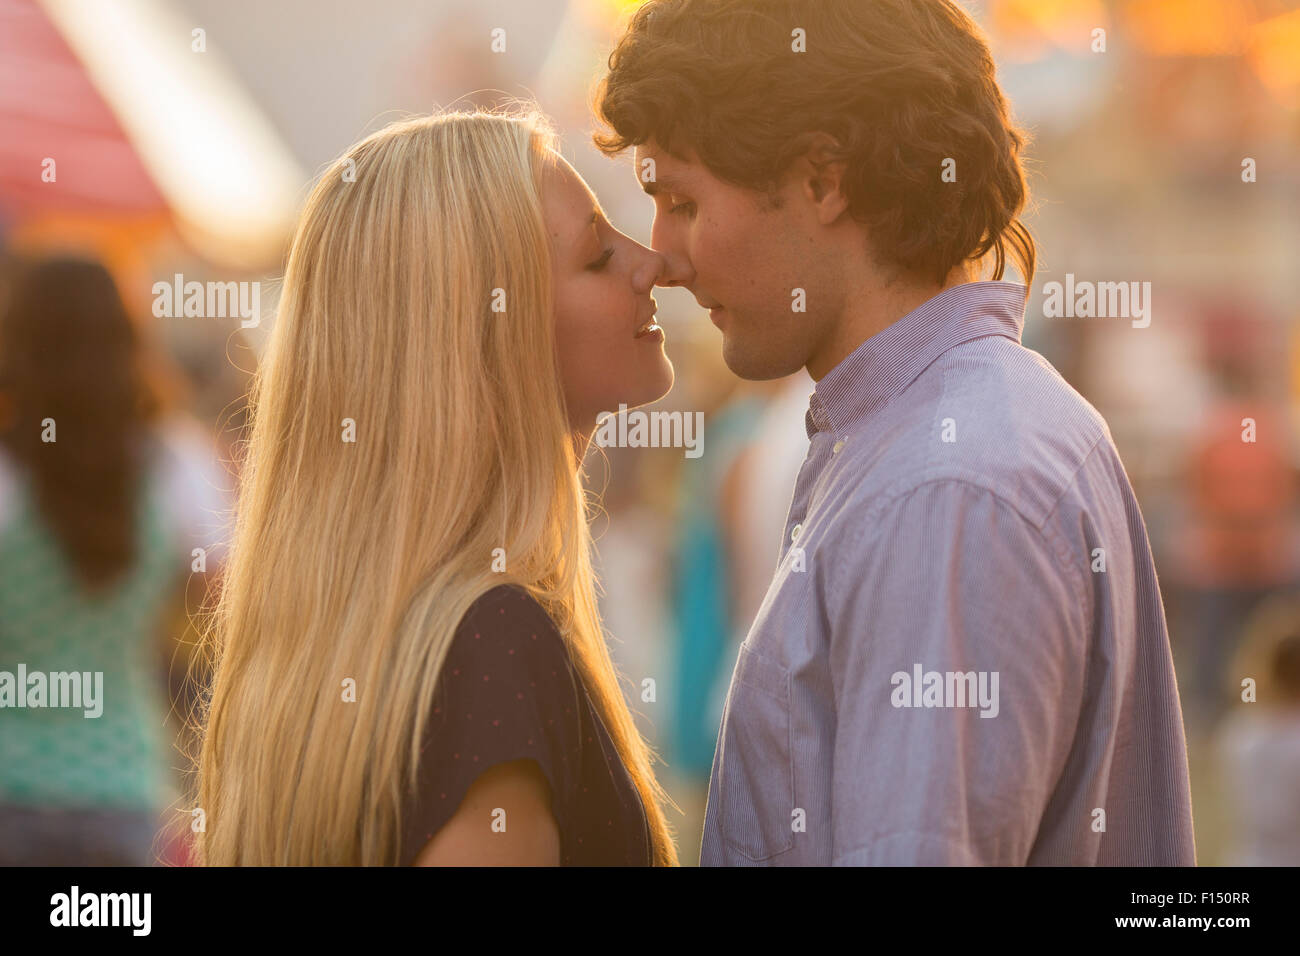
[850,336,1114,529]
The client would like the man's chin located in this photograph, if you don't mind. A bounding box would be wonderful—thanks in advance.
[721,338,802,382]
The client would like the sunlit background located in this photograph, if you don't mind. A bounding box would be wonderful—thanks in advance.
[2,0,1299,865]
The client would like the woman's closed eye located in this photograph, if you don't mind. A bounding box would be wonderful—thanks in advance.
[668,200,695,216]
[586,247,614,271]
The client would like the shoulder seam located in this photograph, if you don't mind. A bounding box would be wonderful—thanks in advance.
[457,584,567,651]
[832,476,1090,619]
[932,359,1110,528]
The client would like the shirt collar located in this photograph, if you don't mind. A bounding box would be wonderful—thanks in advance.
[805,280,1028,438]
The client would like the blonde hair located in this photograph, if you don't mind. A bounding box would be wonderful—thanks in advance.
[188,109,679,865]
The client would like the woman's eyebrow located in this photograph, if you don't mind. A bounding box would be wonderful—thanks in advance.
[567,208,599,249]
[566,208,604,262]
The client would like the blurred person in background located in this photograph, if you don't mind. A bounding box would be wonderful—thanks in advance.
[1175,321,1300,735]
[0,255,228,865]
[1215,624,1300,866]
[667,359,767,780]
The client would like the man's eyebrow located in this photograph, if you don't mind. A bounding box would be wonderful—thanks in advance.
[641,175,683,196]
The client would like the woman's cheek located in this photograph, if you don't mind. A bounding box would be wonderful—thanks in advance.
[586,283,621,344]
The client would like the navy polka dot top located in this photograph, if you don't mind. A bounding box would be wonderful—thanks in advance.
[400,584,652,866]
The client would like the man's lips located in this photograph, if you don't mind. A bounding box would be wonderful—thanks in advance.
[695,295,725,326]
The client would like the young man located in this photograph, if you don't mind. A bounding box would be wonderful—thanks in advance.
[595,0,1196,865]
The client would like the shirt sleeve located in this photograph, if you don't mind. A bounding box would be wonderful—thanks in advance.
[823,479,1090,865]
[401,584,584,863]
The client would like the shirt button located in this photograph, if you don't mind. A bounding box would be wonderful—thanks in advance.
[832,439,846,454]
[790,523,803,543]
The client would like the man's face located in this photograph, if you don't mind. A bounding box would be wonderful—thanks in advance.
[633,141,839,381]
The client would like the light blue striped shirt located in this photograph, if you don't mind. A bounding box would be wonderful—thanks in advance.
[700,280,1196,866]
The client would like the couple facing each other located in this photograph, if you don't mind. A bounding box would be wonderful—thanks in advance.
[191,0,1195,866]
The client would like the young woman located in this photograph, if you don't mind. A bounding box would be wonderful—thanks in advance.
[191,109,680,865]
[0,256,216,865]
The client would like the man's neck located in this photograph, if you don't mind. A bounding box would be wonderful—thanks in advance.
[806,263,979,382]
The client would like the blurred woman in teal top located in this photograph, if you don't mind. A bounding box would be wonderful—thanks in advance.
[0,255,217,865]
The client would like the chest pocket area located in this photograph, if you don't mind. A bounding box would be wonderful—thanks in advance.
[717,641,795,861]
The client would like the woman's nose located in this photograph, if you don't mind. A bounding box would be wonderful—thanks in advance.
[632,246,668,295]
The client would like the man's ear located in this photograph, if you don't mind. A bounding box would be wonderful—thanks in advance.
[797,132,850,225]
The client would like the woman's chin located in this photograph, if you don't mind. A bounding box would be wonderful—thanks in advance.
[637,360,675,408]
[606,375,674,414]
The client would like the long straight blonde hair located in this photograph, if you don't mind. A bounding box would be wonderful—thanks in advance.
[189,109,679,865]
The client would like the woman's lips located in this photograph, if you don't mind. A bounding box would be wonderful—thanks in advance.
[634,302,660,338]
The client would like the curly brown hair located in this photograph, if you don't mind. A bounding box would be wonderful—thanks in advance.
[594,0,1036,288]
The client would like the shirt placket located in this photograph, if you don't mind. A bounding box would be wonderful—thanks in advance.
[783,397,833,563]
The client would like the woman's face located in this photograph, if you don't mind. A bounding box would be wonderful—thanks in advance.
[543,153,673,431]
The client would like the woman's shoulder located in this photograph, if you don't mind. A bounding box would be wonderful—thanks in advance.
[442,584,577,679]
[456,583,563,639]
[401,584,585,863]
